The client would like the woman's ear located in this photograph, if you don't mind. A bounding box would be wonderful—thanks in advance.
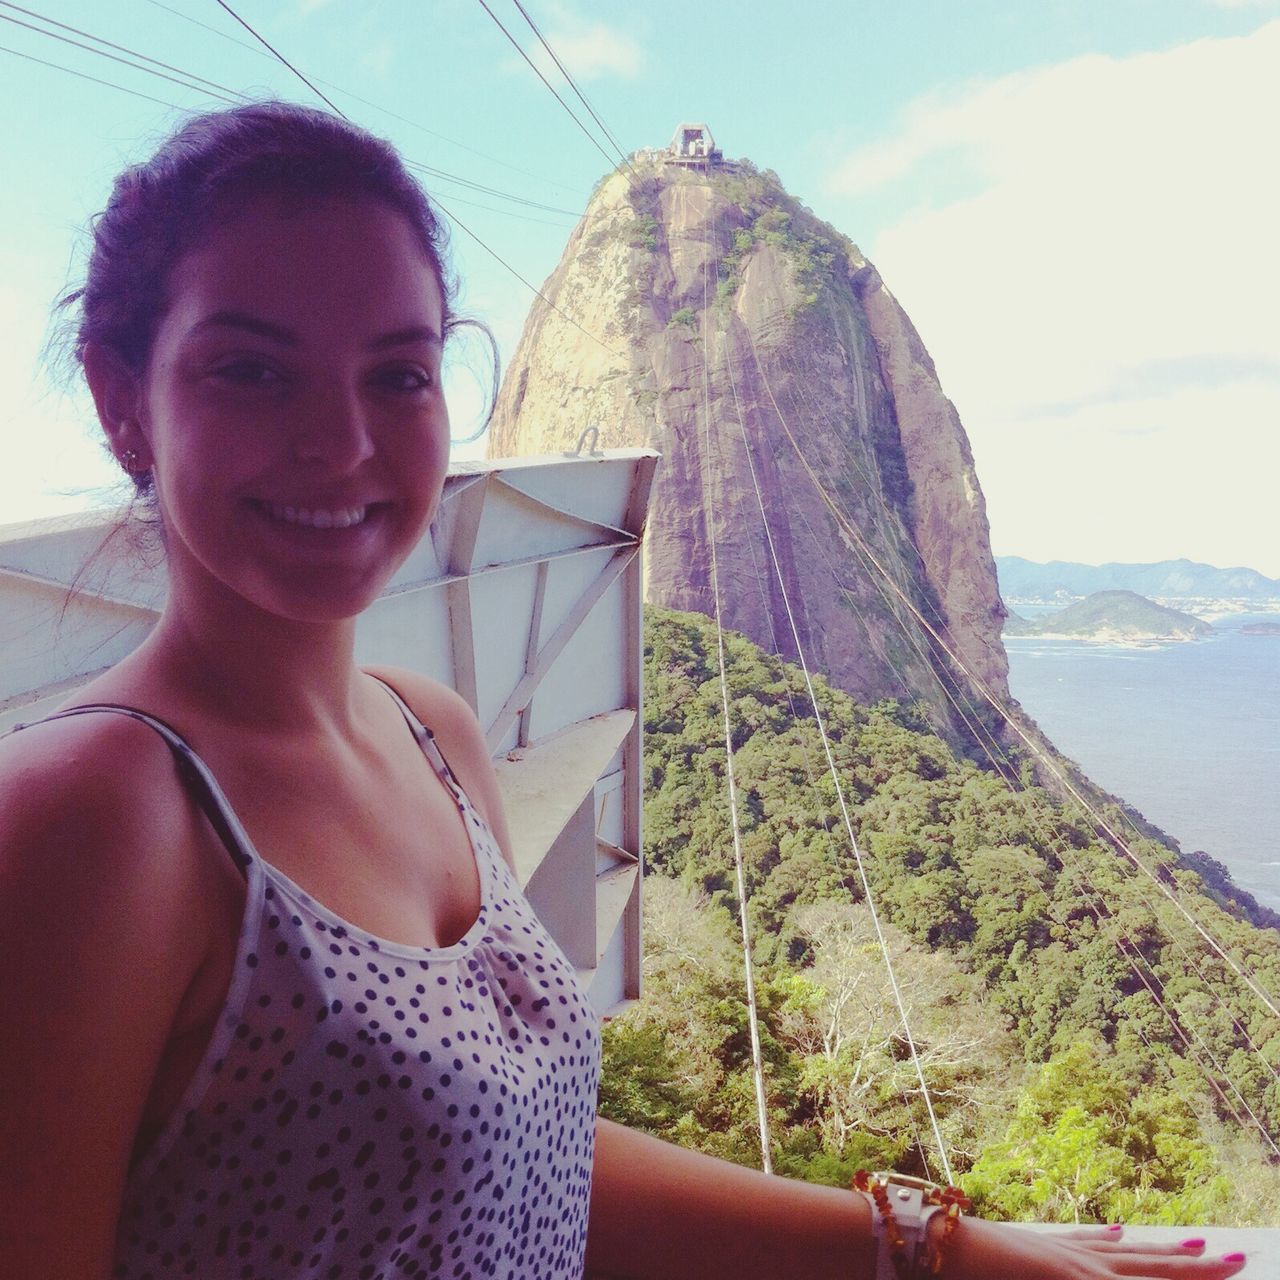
[83,341,150,469]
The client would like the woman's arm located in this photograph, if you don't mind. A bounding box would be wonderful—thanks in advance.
[586,1116,872,1279]
[0,717,215,1278]
[585,1118,1248,1280]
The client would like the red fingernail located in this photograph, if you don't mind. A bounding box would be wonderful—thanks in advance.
[1223,1253,1246,1264]
[1179,1238,1205,1249]
[1105,1223,1122,1231]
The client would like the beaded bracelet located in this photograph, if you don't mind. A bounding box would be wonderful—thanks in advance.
[853,1171,971,1279]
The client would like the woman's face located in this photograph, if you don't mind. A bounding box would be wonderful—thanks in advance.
[137,194,450,624]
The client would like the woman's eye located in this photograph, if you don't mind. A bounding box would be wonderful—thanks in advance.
[212,360,284,388]
[374,366,433,393]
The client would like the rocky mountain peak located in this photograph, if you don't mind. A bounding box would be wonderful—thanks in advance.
[488,153,1010,739]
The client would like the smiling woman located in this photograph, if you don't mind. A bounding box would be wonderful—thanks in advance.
[86,194,451,623]
[0,101,1252,1280]
[57,103,458,607]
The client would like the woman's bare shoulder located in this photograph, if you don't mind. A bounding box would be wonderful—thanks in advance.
[0,711,227,1271]
[365,665,477,728]
[364,664,489,757]
[0,708,223,934]
[2,707,190,846]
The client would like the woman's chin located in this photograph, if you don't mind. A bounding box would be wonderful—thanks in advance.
[248,574,391,625]
[178,560,395,628]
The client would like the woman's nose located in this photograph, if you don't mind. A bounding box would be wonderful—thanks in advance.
[290,382,376,471]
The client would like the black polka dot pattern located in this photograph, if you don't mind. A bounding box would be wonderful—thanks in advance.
[112,734,601,1279]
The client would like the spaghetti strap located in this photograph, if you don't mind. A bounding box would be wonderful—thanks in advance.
[10,704,258,877]
[366,675,473,810]
[11,681,473,879]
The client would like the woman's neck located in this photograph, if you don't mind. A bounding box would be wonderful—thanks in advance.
[137,586,367,740]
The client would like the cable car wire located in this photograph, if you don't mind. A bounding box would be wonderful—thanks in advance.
[696,188,774,1175]
[0,40,180,109]
[0,1,234,96]
[207,0,625,363]
[0,8,239,102]
[473,0,634,187]
[141,0,582,195]
[404,160,582,218]
[2,6,582,223]
[509,0,636,176]
[211,0,341,114]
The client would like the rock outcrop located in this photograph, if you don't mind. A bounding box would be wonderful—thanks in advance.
[488,158,1010,737]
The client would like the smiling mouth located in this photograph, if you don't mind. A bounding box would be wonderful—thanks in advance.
[255,501,381,530]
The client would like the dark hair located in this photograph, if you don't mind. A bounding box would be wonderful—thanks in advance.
[52,102,494,619]
[72,100,454,371]
[57,101,459,501]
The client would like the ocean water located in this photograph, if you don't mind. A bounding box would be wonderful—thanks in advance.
[1004,612,1280,912]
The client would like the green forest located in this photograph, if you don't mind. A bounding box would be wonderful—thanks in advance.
[597,606,1280,1225]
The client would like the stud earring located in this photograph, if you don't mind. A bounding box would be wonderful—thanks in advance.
[121,448,140,473]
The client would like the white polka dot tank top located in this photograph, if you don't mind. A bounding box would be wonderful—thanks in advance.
[24,685,600,1279]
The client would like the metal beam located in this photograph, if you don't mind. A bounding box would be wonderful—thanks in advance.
[518,559,549,749]
[443,477,489,714]
[491,474,636,543]
[446,579,478,714]
[376,535,636,603]
[484,546,638,753]
[0,564,159,618]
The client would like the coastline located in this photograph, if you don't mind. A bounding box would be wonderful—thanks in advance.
[1005,624,1280,916]
[1005,631,1203,648]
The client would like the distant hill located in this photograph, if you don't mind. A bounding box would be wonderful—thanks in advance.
[997,556,1280,602]
[1004,590,1213,642]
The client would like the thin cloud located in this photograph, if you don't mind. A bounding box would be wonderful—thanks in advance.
[500,7,643,84]
[356,39,398,81]
[821,23,1280,570]
[981,383,1280,572]
[538,21,643,80]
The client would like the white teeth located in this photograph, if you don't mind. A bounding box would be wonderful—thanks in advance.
[266,502,369,529]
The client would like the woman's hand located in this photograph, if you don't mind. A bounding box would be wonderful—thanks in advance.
[945,1217,1247,1279]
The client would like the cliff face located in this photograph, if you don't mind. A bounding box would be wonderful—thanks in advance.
[488,160,1010,733]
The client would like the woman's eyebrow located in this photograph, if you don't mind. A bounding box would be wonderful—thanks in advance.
[368,325,444,352]
[187,312,442,350]
[191,311,298,344]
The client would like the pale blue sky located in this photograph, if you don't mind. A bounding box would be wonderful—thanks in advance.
[3,0,1278,572]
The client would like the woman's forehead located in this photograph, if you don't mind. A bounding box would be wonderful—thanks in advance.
[163,194,443,338]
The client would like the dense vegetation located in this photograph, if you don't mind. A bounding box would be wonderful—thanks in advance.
[598,606,1280,1224]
